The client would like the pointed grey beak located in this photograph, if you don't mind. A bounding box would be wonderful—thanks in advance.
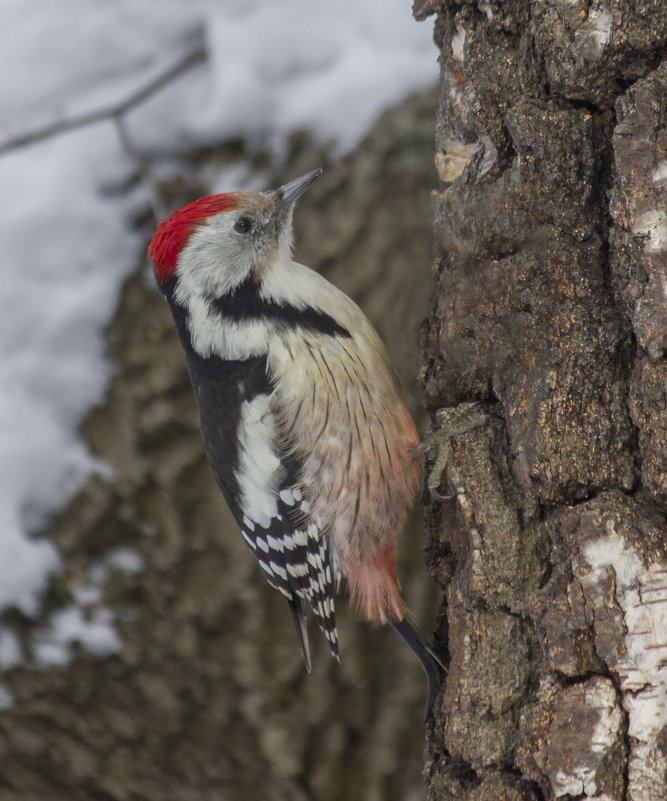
[273,168,323,205]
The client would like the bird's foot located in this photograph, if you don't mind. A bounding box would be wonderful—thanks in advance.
[414,402,490,501]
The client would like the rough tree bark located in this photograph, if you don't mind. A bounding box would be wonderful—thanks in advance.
[413,1,666,800]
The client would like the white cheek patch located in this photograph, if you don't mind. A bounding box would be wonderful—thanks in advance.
[174,218,274,360]
[176,222,252,298]
[235,394,284,531]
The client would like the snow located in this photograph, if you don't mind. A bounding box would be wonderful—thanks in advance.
[106,547,145,575]
[124,1,437,155]
[0,685,13,711]
[1,1,437,155]
[0,631,21,670]
[33,604,120,666]
[0,123,139,618]
[0,0,437,668]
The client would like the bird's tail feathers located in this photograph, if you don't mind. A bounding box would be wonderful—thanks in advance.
[288,597,312,673]
[404,609,446,672]
[390,612,444,720]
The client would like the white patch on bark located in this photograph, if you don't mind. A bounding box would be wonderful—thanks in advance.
[652,160,667,185]
[575,4,612,57]
[632,209,667,253]
[576,528,667,801]
[552,680,621,798]
[451,26,466,62]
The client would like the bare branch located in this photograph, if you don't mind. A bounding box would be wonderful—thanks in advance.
[0,46,206,156]
[114,114,168,224]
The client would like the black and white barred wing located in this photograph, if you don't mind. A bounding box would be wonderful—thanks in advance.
[233,391,338,667]
[186,353,337,667]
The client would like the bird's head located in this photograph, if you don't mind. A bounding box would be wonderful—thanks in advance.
[149,168,322,299]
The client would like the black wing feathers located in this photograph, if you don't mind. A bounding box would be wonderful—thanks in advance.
[173,311,338,662]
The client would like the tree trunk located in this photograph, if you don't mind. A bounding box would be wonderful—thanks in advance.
[413,1,666,800]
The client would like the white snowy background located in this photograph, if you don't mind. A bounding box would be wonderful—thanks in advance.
[0,0,437,671]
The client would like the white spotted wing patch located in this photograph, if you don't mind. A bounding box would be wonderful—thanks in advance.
[241,529,256,551]
[238,496,338,659]
[232,394,337,656]
[279,488,295,505]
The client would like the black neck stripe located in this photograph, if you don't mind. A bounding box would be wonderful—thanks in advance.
[208,277,351,339]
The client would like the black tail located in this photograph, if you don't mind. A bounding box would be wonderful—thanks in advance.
[390,616,443,720]
[288,596,312,673]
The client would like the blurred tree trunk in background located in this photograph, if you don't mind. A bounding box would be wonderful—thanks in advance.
[413,1,666,800]
[0,90,439,801]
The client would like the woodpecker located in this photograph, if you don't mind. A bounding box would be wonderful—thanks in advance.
[149,168,440,714]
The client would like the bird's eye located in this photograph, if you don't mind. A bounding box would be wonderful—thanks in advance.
[234,216,252,234]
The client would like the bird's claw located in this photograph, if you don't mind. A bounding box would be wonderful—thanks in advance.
[415,402,491,501]
[430,485,455,502]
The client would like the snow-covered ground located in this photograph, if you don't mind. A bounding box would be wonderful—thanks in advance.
[0,0,437,666]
